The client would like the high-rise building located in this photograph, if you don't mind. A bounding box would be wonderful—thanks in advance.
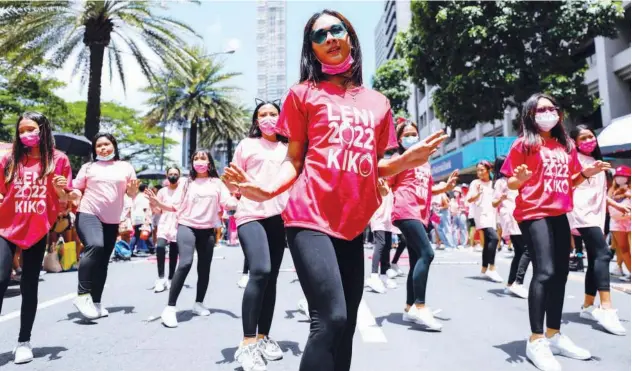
[256,0,286,101]
[374,0,411,70]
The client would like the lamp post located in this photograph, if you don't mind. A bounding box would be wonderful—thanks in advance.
[159,72,172,171]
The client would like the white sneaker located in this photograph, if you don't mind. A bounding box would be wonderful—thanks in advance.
[407,305,442,331]
[297,298,310,320]
[526,338,561,371]
[166,280,171,290]
[73,294,99,320]
[592,307,626,336]
[154,278,167,293]
[485,270,504,283]
[402,306,416,323]
[238,274,249,289]
[386,268,398,279]
[258,337,283,361]
[548,333,591,360]
[383,276,397,289]
[94,303,109,318]
[457,245,465,251]
[236,342,267,371]
[508,283,528,299]
[192,302,211,316]
[13,342,33,364]
[366,274,386,293]
[161,306,178,328]
[610,265,624,276]
[579,305,596,321]
[391,263,405,277]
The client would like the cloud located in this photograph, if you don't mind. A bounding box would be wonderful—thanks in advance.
[226,38,241,52]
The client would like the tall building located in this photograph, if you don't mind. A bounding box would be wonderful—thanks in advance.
[256,0,286,101]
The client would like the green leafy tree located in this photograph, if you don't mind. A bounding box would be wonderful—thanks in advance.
[143,48,244,160]
[397,0,623,131]
[372,59,411,117]
[0,0,198,140]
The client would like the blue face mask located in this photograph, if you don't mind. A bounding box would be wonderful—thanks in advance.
[96,153,115,162]
[401,136,419,149]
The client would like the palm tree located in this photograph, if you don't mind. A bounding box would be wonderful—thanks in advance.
[0,1,198,140]
[143,48,245,161]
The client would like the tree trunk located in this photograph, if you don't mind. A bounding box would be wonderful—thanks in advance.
[226,137,234,162]
[84,45,106,141]
[189,119,197,161]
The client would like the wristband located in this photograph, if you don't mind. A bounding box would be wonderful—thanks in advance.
[580,171,589,179]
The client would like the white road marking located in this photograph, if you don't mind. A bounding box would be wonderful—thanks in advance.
[0,292,77,323]
[356,299,387,343]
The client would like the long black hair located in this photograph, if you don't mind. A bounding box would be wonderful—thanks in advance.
[493,156,506,187]
[91,132,121,162]
[189,149,219,180]
[569,124,603,161]
[247,100,288,143]
[5,111,56,183]
[299,9,363,86]
[520,93,572,154]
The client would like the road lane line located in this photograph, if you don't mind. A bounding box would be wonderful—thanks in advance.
[0,292,76,323]
[356,299,387,343]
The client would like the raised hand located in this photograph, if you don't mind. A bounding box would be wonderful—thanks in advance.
[233,182,273,202]
[583,161,611,178]
[513,164,532,183]
[377,178,390,196]
[406,130,449,167]
[127,179,140,194]
[52,175,67,191]
[447,170,459,189]
[144,188,157,203]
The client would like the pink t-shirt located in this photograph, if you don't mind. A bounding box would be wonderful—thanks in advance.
[493,178,520,237]
[232,137,289,227]
[0,150,72,249]
[276,81,398,240]
[609,189,631,232]
[568,153,607,231]
[501,137,582,222]
[467,179,496,229]
[391,162,434,226]
[73,160,137,224]
[370,192,400,233]
[173,177,232,230]
[156,186,179,242]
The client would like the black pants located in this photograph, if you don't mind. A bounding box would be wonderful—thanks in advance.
[519,215,571,334]
[156,238,178,280]
[391,234,407,264]
[286,228,364,371]
[371,231,392,274]
[508,235,531,285]
[238,215,286,337]
[168,225,215,306]
[394,220,435,305]
[573,235,584,256]
[481,227,499,268]
[0,236,46,342]
[578,227,611,296]
[76,213,119,303]
[242,256,249,275]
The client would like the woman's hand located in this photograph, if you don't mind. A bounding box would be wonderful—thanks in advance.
[127,179,140,195]
[222,163,274,202]
[377,178,390,196]
[144,188,158,205]
[582,161,611,178]
[52,175,67,192]
[446,170,459,190]
[405,130,449,167]
[614,202,631,216]
[513,164,533,183]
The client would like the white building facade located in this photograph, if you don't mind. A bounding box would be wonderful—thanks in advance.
[256,0,287,102]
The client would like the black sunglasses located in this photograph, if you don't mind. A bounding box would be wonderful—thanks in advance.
[310,23,347,45]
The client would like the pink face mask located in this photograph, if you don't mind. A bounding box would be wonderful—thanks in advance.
[258,116,278,136]
[578,139,597,155]
[320,53,354,75]
[20,131,40,147]
[193,161,209,174]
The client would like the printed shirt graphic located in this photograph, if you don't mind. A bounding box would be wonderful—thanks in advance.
[391,162,434,226]
[73,161,137,224]
[174,177,232,230]
[493,178,521,237]
[276,82,398,240]
[0,150,72,248]
[501,137,582,222]
[156,187,179,242]
[232,137,289,227]
[568,153,607,231]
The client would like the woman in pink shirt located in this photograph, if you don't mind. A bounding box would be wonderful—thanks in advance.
[152,165,182,293]
[224,100,290,369]
[0,112,72,364]
[608,165,631,281]
[147,150,236,328]
[501,93,610,371]
[70,133,138,320]
[222,10,446,371]
[568,125,628,335]
[467,160,503,283]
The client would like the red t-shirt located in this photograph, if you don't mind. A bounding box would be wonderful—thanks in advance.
[0,150,72,248]
[277,81,398,240]
[391,161,434,226]
[500,137,582,222]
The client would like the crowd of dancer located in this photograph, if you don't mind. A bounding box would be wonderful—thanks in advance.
[0,9,629,371]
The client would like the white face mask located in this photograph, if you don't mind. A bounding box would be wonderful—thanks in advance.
[96,153,115,162]
[615,176,628,186]
[535,111,559,132]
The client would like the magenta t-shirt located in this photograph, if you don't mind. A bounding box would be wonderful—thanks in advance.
[391,162,434,226]
[276,81,398,240]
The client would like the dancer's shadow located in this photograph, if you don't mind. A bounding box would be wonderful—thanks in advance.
[106,306,136,315]
[284,310,310,322]
[209,308,239,318]
[374,312,440,332]
[60,306,135,324]
[0,346,68,367]
[216,341,303,367]
[289,277,300,284]
[464,276,490,281]
[277,340,303,357]
[493,340,527,365]
[562,311,625,338]
[487,288,509,298]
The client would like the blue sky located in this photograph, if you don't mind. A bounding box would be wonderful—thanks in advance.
[53,1,384,165]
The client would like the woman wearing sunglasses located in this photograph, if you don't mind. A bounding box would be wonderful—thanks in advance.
[223,9,446,371]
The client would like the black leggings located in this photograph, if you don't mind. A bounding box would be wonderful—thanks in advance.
[242,256,249,275]
[0,236,46,342]
[394,220,435,305]
[371,231,392,274]
[238,215,286,338]
[156,238,178,280]
[168,225,215,307]
[76,213,119,303]
[577,227,611,296]
[508,235,531,285]
[519,215,571,334]
[286,228,364,371]
[481,227,499,268]
[391,234,407,264]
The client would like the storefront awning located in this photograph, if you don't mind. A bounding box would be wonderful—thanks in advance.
[430,137,517,178]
